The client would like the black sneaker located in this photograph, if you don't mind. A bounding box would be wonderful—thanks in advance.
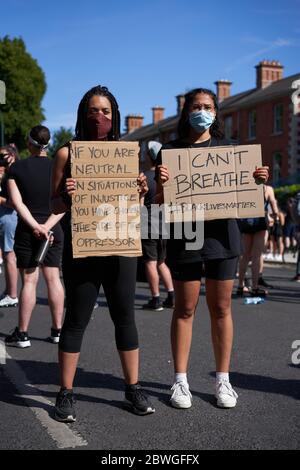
[142,297,163,311]
[48,328,61,344]
[125,384,155,415]
[5,327,31,348]
[162,295,175,308]
[258,277,273,289]
[54,389,76,423]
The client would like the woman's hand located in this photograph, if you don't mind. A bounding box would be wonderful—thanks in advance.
[253,166,269,185]
[137,172,148,197]
[4,154,16,167]
[32,224,50,240]
[65,178,77,196]
[157,165,169,185]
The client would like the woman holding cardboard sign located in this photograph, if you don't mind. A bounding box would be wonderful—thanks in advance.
[156,88,269,410]
[51,85,154,422]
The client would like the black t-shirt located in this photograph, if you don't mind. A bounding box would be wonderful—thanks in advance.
[7,156,53,220]
[144,168,156,208]
[155,138,243,264]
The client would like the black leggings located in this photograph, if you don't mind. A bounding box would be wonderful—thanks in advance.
[60,245,138,353]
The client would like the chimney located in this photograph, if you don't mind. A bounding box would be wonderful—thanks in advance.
[152,106,164,124]
[256,60,283,89]
[125,114,144,134]
[176,94,185,114]
[214,80,232,102]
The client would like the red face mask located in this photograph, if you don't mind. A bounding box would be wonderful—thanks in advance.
[86,113,112,140]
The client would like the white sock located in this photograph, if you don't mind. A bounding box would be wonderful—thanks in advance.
[174,373,188,384]
[216,372,229,383]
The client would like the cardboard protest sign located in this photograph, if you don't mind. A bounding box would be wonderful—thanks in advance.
[162,144,265,222]
[70,141,142,257]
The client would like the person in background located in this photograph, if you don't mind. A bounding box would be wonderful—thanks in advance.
[269,205,285,262]
[5,126,65,348]
[238,184,278,297]
[283,197,298,256]
[51,85,155,422]
[0,145,19,307]
[156,87,269,410]
[291,193,300,282]
[142,141,174,311]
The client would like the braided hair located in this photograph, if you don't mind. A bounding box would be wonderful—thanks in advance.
[177,88,224,140]
[75,85,120,141]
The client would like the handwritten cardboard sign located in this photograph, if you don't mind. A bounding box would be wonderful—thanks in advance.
[162,144,265,222]
[70,141,142,257]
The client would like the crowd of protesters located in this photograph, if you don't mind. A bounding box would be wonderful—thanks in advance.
[0,85,299,423]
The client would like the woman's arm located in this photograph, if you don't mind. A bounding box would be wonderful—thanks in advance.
[265,185,279,217]
[7,179,48,237]
[51,146,71,214]
[0,195,14,209]
[154,165,169,204]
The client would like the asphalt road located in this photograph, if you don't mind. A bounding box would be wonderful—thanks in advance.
[0,264,299,450]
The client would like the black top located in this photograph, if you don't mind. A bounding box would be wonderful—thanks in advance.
[144,168,156,208]
[155,138,243,264]
[7,156,53,219]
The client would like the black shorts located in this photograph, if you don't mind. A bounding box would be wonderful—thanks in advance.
[171,257,239,282]
[14,221,64,269]
[239,217,268,234]
[142,239,167,262]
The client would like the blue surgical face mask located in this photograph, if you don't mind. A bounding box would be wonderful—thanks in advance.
[189,110,215,132]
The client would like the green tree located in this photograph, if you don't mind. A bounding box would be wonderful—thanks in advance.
[0,36,46,152]
[48,126,74,157]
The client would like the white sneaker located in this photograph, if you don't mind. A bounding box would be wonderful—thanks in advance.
[0,295,18,308]
[275,254,283,262]
[170,381,192,409]
[215,380,238,408]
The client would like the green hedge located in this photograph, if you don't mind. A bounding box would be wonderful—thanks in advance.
[274,185,300,208]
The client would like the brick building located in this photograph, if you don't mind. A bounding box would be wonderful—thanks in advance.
[122,60,300,185]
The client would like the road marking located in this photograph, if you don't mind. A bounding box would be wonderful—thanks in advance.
[2,347,88,449]
[0,340,6,364]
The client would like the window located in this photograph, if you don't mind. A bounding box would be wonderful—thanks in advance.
[248,110,256,139]
[273,152,282,183]
[273,103,283,134]
[224,115,233,140]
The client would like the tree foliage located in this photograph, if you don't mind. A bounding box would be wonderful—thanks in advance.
[48,126,74,158]
[0,36,46,152]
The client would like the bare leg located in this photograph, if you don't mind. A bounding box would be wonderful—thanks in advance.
[144,260,160,296]
[157,261,174,292]
[42,266,64,330]
[18,268,39,332]
[119,349,139,385]
[238,234,253,288]
[59,350,80,389]
[4,251,18,298]
[206,279,234,372]
[251,231,266,290]
[171,280,201,373]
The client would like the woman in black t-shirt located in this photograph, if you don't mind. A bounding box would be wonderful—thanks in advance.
[5,126,65,348]
[156,88,269,410]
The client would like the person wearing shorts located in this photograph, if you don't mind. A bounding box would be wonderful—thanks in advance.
[0,145,19,308]
[155,88,269,410]
[142,141,174,311]
[5,125,65,348]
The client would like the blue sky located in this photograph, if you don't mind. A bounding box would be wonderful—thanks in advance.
[2,0,300,134]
